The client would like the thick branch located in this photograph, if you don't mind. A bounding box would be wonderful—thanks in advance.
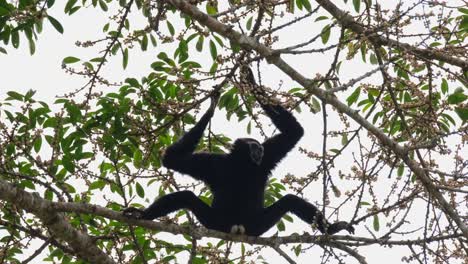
[0,182,462,255]
[314,0,468,70]
[49,199,465,247]
[164,0,468,238]
[0,179,116,264]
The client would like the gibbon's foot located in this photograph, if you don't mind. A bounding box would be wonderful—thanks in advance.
[312,213,354,235]
[230,225,246,235]
[122,207,144,219]
[327,221,355,235]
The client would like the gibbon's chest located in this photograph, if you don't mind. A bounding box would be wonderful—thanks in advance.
[225,161,265,178]
[210,161,266,190]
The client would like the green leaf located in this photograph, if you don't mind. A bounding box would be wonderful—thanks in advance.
[62,56,80,64]
[276,220,285,231]
[83,62,94,71]
[122,48,129,69]
[43,117,58,128]
[302,0,311,11]
[33,136,42,153]
[125,78,140,87]
[209,40,217,60]
[353,0,361,12]
[315,16,328,22]
[133,149,143,168]
[455,107,468,121]
[21,180,35,190]
[141,34,148,51]
[341,133,348,145]
[45,189,53,200]
[89,180,106,190]
[441,79,448,94]
[321,25,331,44]
[296,0,303,10]
[99,0,108,11]
[310,97,321,113]
[162,256,177,262]
[447,91,467,104]
[230,41,240,53]
[397,163,404,177]
[209,62,218,74]
[442,113,456,126]
[47,16,64,34]
[136,182,145,198]
[460,16,468,31]
[90,57,104,63]
[11,30,19,48]
[293,244,302,256]
[47,0,55,8]
[459,8,468,14]
[28,37,36,55]
[6,91,23,101]
[102,23,110,32]
[166,21,175,36]
[246,17,253,30]
[346,87,361,106]
[329,148,339,153]
[373,215,380,231]
[286,0,294,12]
[79,152,94,160]
[196,35,204,52]
[64,0,78,13]
[65,103,82,123]
[206,4,217,15]
[62,155,75,173]
[192,257,207,264]
[0,6,9,16]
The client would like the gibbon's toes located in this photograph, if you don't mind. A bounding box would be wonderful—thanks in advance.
[238,225,246,235]
[122,207,144,219]
[230,225,246,235]
[346,224,355,234]
[328,221,355,235]
[230,225,239,234]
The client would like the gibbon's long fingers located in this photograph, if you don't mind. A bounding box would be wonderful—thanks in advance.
[122,207,144,219]
[209,90,220,113]
[327,221,355,235]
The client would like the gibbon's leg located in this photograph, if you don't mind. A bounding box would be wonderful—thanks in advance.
[245,194,316,236]
[247,194,354,236]
[132,191,217,228]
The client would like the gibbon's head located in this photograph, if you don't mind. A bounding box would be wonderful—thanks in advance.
[231,138,264,165]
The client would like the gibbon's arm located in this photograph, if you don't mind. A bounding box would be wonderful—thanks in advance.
[239,66,303,171]
[260,103,304,172]
[162,106,215,182]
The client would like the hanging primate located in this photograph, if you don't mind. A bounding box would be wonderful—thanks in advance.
[123,69,354,236]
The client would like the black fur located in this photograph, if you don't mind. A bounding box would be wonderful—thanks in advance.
[123,99,354,236]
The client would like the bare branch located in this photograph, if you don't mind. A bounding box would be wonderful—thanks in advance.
[0,179,116,264]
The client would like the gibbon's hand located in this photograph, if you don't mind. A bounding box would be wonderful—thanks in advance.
[208,90,220,115]
[122,207,144,219]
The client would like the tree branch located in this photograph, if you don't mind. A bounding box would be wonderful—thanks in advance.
[164,0,468,238]
[314,0,468,70]
[0,179,116,264]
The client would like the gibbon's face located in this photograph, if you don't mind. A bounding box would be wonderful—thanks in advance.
[233,138,264,165]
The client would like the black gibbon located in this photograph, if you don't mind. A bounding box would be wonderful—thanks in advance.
[124,70,354,236]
